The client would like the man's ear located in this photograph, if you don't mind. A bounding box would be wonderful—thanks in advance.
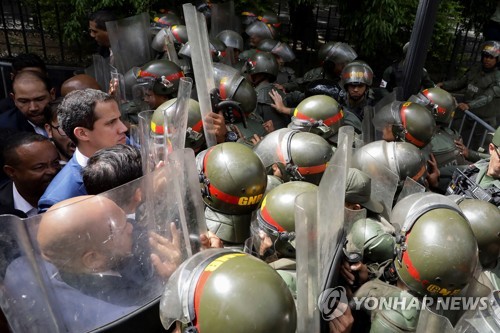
[49,88,56,101]
[74,127,90,142]
[9,92,14,101]
[3,165,15,179]
[44,123,53,138]
[82,250,107,272]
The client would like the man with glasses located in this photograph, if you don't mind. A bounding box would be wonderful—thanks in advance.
[0,70,55,135]
[449,126,500,206]
[43,98,75,164]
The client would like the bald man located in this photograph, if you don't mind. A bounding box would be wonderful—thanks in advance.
[60,74,101,97]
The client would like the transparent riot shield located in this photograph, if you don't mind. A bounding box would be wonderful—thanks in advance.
[455,290,500,333]
[415,304,455,333]
[183,3,217,148]
[138,110,162,174]
[1,158,204,332]
[295,191,320,333]
[86,54,112,93]
[396,177,426,203]
[106,13,153,75]
[151,27,180,66]
[209,1,237,37]
[351,142,400,218]
[110,66,126,105]
[166,77,193,151]
[318,126,353,292]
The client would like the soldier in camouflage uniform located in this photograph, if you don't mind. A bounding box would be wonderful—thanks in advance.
[295,42,357,101]
[256,39,298,92]
[379,42,435,94]
[450,126,500,206]
[438,40,500,150]
[243,51,291,130]
[339,60,376,122]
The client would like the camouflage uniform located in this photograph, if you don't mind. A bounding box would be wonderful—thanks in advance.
[255,81,291,129]
[380,60,434,93]
[460,159,500,206]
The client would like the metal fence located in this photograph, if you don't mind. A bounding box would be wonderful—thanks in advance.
[0,0,487,98]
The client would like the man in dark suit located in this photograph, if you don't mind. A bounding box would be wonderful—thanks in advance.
[38,89,128,212]
[1,132,60,216]
[0,70,55,135]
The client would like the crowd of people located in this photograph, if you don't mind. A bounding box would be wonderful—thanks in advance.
[1,4,500,333]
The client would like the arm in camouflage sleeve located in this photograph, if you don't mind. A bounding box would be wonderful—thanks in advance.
[467,70,500,109]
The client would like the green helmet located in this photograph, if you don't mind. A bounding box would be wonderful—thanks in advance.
[482,40,500,59]
[160,249,297,333]
[347,217,396,264]
[391,192,478,297]
[410,87,457,125]
[318,41,357,65]
[137,59,185,97]
[340,61,374,89]
[458,198,500,269]
[252,181,318,259]
[179,38,227,62]
[289,95,344,139]
[253,128,333,185]
[238,49,258,62]
[214,63,257,115]
[152,25,189,52]
[258,10,280,28]
[151,98,205,151]
[243,51,279,81]
[373,101,436,148]
[351,140,428,187]
[245,21,278,41]
[153,12,181,28]
[216,30,244,51]
[196,142,267,215]
[257,39,296,62]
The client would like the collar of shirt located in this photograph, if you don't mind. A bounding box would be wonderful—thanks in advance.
[27,120,48,137]
[74,147,89,168]
[12,183,37,217]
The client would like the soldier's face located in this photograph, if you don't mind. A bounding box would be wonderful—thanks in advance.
[487,143,500,179]
[347,84,367,101]
[144,89,168,109]
[482,54,497,69]
[89,21,110,48]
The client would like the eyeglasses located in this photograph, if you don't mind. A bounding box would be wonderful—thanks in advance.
[49,123,67,137]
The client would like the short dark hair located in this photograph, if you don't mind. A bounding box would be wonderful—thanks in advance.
[12,70,52,94]
[83,144,142,195]
[88,9,117,31]
[57,89,114,144]
[2,132,50,167]
[44,97,63,124]
[12,53,47,75]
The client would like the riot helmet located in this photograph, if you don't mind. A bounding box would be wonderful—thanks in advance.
[318,42,357,66]
[251,181,318,260]
[136,59,184,97]
[458,198,500,269]
[391,192,478,297]
[257,39,295,63]
[151,25,189,53]
[241,9,258,26]
[216,30,244,51]
[151,98,205,151]
[245,21,278,47]
[153,12,181,28]
[213,63,257,115]
[289,95,344,139]
[179,38,227,62]
[373,101,436,148]
[253,128,333,185]
[243,51,279,81]
[409,87,457,125]
[160,249,297,333]
[340,61,374,89]
[351,140,428,187]
[481,40,500,59]
[346,217,396,264]
[196,142,267,215]
[258,10,280,28]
